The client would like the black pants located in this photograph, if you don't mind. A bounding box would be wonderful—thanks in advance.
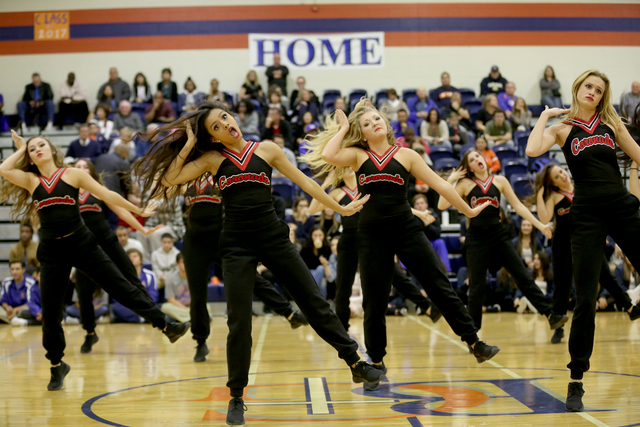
[220,212,360,396]
[466,224,552,330]
[18,309,41,325]
[335,228,358,331]
[182,223,294,344]
[38,226,166,365]
[56,101,89,126]
[357,212,478,363]
[568,192,640,379]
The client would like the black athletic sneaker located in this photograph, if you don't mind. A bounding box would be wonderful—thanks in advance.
[364,362,388,391]
[566,382,585,412]
[194,342,209,362]
[548,313,569,330]
[47,361,71,391]
[551,327,565,344]
[163,321,191,343]
[226,397,247,425]
[287,311,309,329]
[628,305,640,321]
[350,361,386,384]
[472,341,500,363]
[80,333,99,354]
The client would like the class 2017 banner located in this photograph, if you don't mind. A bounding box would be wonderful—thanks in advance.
[250,32,385,70]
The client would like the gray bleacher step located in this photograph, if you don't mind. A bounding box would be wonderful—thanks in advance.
[0,223,20,239]
[0,264,10,278]
[0,243,14,259]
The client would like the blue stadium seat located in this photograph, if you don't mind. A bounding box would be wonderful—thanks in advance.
[322,89,341,104]
[466,99,482,115]
[510,173,534,199]
[502,159,528,180]
[348,89,368,105]
[249,99,262,112]
[434,157,459,172]
[494,145,518,164]
[459,143,475,156]
[430,151,454,164]
[514,130,531,157]
[443,234,462,252]
[224,92,235,107]
[402,88,417,102]
[272,176,296,206]
[527,151,550,172]
[243,134,261,142]
[375,88,389,107]
[466,131,476,147]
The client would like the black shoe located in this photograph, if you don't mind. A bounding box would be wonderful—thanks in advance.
[629,305,640,321]
[551,327,564,344]
[350,361,386,384]
[566,382,585,412]
[548,313,569,330]
[287,311,309,329]
[467,344,474,354]
[163,321,191,343]
[472,341,500,364]
[80,333,99,354]
[428,304,442,323]
[364,362,388,391]
[47,362,71,390]
[226,397,247,425]
[194,342,209,362]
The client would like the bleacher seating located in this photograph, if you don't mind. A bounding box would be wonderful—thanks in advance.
[374,88,389,107]
[402,88,417,101]
[494,145,518,164]
[429,145,454,163]
[510,173,534,198]
[348,89,367,105]
[322,89,341,105]
[502,158,528,180]
[434,157,459,172]
[514,130,532,157]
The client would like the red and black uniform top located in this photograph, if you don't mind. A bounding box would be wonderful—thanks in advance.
[185,175,223,227]
[78,189,105,226]
[32,168,83,239]
[466,175,501,228]
[356,145,411,224]
[339,186,360,230]
[553,189,573,233]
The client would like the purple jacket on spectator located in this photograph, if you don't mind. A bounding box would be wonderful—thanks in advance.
[391,121,416,138]
[497,93,516,113]
[1,275,36,308]
[26,279,41,317]
[408,97,438,122]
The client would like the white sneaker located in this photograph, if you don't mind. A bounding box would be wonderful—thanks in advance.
[11,317,28,326]
[63,317,80,325]
[516,297,529,314]
[97,316,110,324]
[44,121,54,132]
[21,122,28,134]
[628,287,640,305]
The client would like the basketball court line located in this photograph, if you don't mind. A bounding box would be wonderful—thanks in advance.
[407,315,610,427]
[248,316,271,386]
[0,345,35,361]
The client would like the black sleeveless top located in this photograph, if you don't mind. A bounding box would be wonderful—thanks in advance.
[466,175,501,228]
[553,189,573,233]
[79,190,106,225]
[32,168,83,239]
[185,176,223,227]
[356,146,411,223]
[216,141,274,223]
[561,113,624,201]
[339,186,360,230]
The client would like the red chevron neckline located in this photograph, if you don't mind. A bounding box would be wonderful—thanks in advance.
[564,113,600,135]
[195,175,215,194]
[472,175,494,195]
[38,168,67,194]
[341,185,359,201]
[556,189,574,202]
[365,145,400,171]
[78,189,91,204]
[221,141,258,172]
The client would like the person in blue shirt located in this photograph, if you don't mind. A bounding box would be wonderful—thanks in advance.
[408,86,438,124]
[112,248,159,322]
[1,261,38,324]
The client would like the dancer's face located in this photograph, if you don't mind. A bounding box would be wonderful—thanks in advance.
[550,165,570,187]
[75,159,90,174]
[204,108,243,144]
[466,151,487,174]
[577,76,604,110]
[27,137,53,166]
[359,111,387,143]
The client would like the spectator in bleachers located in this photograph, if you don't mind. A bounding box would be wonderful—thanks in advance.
[134,123,160,159]
[497,82,517,119]
[300,226,332,298]
[65,286,109,324]
[116,225,146,258]
[161,252,190,322]
[271,134,297,177]
[65,124,102,163]
[138,195,184,259]
[97,85,116,111]
[516,251,554,313]
[91,103,114,140]
[620,81,640,121]
[206,78,223,103]
[447,110,469,150]
[447,91,472,126]
[152,233,180,289]
[512,219,544,270]
[10,222,39,268]
[88,122,110,154]
[285,197,316,243]
[331,96,348,116]
[475,137,500,173]
[318,208,340,240]
[266,52,289,94]
[131,72,152,103]
[397,126,426,151]
[412,194,450,271]
[430,72,457,108]
[420,108,451,150]
[539,65,563,109]
[409,86,438,123]
[291,76,318,108]
[294,111,316,147]
[181,77,204,113]
[112,248,158,323]
[615,254,640,304]
[12,266,41,326]
[294,90,320,122]
[98,67,131,105]
[379,89,408,121]
[410,139,432,166]
[262,107,293,149]
[511,98,532,131]
[267,86,286,117]
[475,94,498,134]
[157,68,178,103]
[0,261,37,324]
[236,99,260,136]
[145,91,176,124]
[18,72,55,133]
[95,142,131,195]
[483,108,514,148]
[114,100,144,133]
[480,65,508,97]
[239,70,264,102]
[392,109,415,138]
[57,72,89,128]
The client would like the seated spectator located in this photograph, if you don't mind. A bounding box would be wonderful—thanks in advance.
[181,77,205,112]
[447,110,469,151]
[161,253,191,322]
[135,123,160,159]
[379,88,408,122]
[497,82,517,119]
[447,91,472,126]
[236,99,260,136]
[132,72,152,103]
[408,86,438,123]
[114,100,144,133]
[206,78,224,103]
[91,103,115,140]
[98,67,131,105]
[298,123,319,155]
[240,70,265,102]
[57,72,89,128]
[65,286,109,323]
[265,52,289,94]
[152,233,180,288]
[65,124,102,163]
[113,248,159,323]
[96,85,116,111]
[262,107,293,149]
[480,65,508,97]
[15,266,41,326]
[267,86,287,116]
[116,225,146,256]
[620,81,640,121]
[138,195,184,259]
[318,208,340,239]
[272,134,296,177]
[273,85,290,112]
[540,65,563,109]
[294,111,316,147]
[392,109,415,138]
[430,72,458,108]
[475,137,500,174]
[145,91,176,124]
[10,222,39,268]
[294,90,320,122]
[484,108,514,148]
[285,197,316,243]
[511,97,532,131]
[157,68,178,103]
[86,122,110,154]
[410,139,432,166]
[95,142,131,198]
[300,226,332,298]
[412,194,450,271]
[475,94,498,133]
[0,261,38,325]
[291,76,319,108]
[18,72,54,133]
[511,219,542,269]
[517,251,554,313]
[420,108,451,149]
[397,126,427,152]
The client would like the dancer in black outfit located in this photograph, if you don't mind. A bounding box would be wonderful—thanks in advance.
[182,175,308,363]
[0,132,190,391]
[527,69,640,411]
[303,99,500,392]
[134,101,385,426]
[438,150,568,333]
[534,163,639,344]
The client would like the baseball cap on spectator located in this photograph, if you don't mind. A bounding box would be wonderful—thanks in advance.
[491,65,499,72]
[305,123,318,132]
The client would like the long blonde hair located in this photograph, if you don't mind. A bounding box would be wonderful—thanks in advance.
[300,97,395,189]
[0,136,65,220]
[563,69,623,139]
